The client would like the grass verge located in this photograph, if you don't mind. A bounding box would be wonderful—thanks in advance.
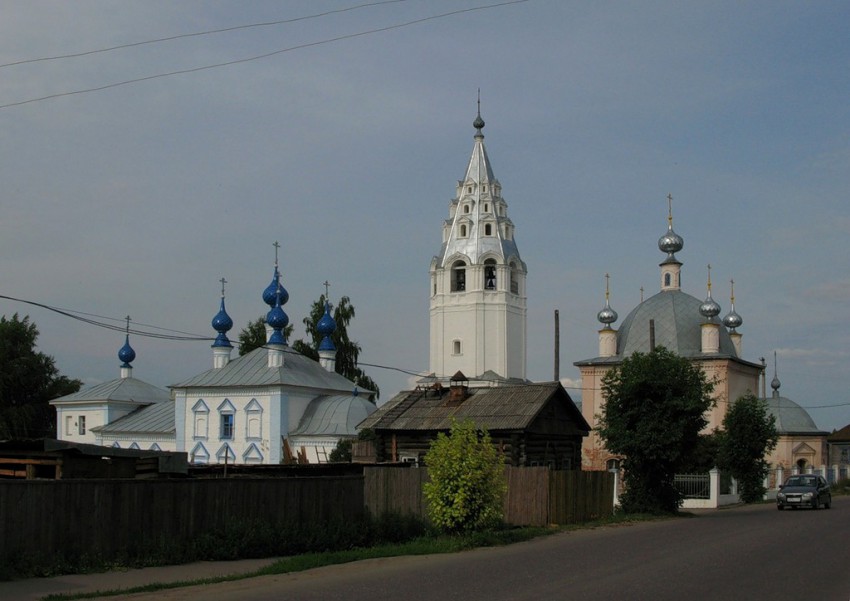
[43,513,665,600]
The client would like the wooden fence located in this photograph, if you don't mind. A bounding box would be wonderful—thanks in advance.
[364,466,614,527]
[0,476,365,561]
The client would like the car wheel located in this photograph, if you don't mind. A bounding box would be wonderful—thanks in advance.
[812,499,819,510]
[824,496,831,509]
[777,504,784,511]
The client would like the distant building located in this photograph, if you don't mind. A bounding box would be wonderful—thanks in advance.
[426,108,528,386]
[52,257,375,464]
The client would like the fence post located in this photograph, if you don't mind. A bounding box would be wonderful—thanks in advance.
[709,467,720,508]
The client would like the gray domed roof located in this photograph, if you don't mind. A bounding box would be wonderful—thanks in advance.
[616,289,738,358]
[765,395,824,435]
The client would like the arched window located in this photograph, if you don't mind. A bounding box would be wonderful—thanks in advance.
[460,224,467,237]
[482,185,487,192]
[192,399,209,440]
[451,261,466,292]
[464,204,470,214]
[484,203,489,212]
[218,399,236,440]
[467,186,472,193]
[485,223,492,236]
[484,259,497,290]
[453,340,462,355]
[664,273,671,287]
[510,262,519,294]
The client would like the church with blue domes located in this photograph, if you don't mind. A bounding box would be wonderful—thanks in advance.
[51,251,376,464]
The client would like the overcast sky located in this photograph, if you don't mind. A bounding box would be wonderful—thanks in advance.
[2,1,848,430]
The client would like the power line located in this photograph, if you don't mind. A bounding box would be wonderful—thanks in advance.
[0,0,529,110]
[0,0,411,69]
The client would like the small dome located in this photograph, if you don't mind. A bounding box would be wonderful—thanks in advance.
[723,308,743,330]
[317,302,336,352]
[658,225,684,256]
[118,335,136,367]
[316,302,336,336]
[699,294,721,319]
[473,113,485,131]
[771,374,781,391]
[211,298,234,348]
[263,269,290,307]
[266,304,289,331]
[597,299,618,327]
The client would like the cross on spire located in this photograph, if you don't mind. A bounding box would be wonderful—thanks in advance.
[323,280,330,300]
[707,264,713,291]
[219,277,227,298]
[604,273,611,300]
[124,315,131,334]
[273,241,280,267]
[667,193,674,226]
[730,278,735,303]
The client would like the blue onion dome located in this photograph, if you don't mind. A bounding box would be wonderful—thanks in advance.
[211,297,234,347]
[263,268,290,307]
[118,334,136,367]
[266,289,289,346]
[317,301,337,351]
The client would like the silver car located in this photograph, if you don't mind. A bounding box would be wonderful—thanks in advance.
[777,475,832,510]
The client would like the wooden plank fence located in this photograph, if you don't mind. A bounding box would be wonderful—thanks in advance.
[364,466,614,527]
[0,476,365,561]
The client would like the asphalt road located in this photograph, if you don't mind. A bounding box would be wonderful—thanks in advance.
[118,497,850,601]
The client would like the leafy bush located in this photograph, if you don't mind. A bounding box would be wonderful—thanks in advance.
[423,419,507,533]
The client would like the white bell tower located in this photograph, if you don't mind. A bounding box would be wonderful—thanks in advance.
[428,107,527,384]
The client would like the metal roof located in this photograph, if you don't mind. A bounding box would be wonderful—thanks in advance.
[358,382,589,433]
[50,377,170,406]
[92,401,175,435]
[765,395,826,435]
[170,346,371,394]
[289,394,377,436]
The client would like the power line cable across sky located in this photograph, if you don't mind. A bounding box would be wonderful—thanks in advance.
[0,0,529,110]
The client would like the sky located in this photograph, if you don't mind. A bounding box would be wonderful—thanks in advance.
[1,0,848,430]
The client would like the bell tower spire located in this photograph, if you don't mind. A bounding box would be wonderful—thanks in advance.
[429,104,527,385]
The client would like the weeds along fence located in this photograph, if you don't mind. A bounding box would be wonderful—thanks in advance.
[364,466,614,527]
[0,476,365,564]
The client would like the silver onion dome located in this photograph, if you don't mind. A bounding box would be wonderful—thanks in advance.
[722,279,742,330]
[699,295,721,318]
[771,374,781,392]
[659,225,684,256]
[723,308,743,330]
[597,299,618,327]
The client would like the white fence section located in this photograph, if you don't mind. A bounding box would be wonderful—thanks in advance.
[676,468,739,509]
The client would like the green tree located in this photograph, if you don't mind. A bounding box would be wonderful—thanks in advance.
[717,392,778,503]
[0,314,82,439]
[237,317,293,356]
[598,346,715,514]
[423,419,507,533]
[294,295,380,401]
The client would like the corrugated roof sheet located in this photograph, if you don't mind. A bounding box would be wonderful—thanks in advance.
[92,401,175,435]
[358,382,589,433]
[50,377,170,405]
[171,347,371,393]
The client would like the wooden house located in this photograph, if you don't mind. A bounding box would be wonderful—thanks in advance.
[358,376,590,469]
